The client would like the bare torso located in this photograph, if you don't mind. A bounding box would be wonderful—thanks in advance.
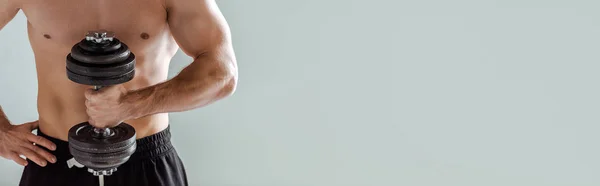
[21,0,178,141]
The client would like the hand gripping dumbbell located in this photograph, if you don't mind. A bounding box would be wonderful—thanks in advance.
[65,30,137,176]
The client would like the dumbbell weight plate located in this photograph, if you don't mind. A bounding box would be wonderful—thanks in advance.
[67,68,135,86]
[66,53,136,78]
[69,146,136,162]
[69,149,132,170]
[72,158,130,171]
[77,38,122,54]
[70,136,135,154]
[68,122,137,153]
[69,145,136,171]
[70,43,131,64]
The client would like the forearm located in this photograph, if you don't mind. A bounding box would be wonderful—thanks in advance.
[121,53,237,120]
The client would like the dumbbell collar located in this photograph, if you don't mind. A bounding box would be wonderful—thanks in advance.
[93,127,115,138]
[89,168,117,176]
[86,30,115,44]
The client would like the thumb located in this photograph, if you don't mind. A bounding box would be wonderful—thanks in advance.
[23,120,39,130]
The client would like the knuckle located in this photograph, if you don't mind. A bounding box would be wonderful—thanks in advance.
[39,152,51,159]
[43,151,52,157]
[32,146,43,153]
[31,155,42,162]
[35,136,43,143]
[33,150,44,157]
[29,147,41,155]
[30,152,40,159]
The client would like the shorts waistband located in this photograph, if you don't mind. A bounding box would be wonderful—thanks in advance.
[36,126,174,162]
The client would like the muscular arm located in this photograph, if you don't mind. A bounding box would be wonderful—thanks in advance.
[121,0,237,119]
[0,0,20,127]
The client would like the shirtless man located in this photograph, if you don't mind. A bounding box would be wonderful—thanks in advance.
[0,0,237,184]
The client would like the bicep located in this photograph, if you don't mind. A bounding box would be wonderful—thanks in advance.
[0,0,20,30]
[166,0,232,58]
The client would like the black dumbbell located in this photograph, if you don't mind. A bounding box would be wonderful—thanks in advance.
[65,30,137,176]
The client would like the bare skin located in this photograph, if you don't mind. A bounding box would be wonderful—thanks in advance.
[0,0,237,168]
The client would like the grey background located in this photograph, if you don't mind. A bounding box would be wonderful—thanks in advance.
[1,0,599,185]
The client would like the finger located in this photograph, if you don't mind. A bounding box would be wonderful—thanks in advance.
[88,119,106,128]
[24,143,56,163]
[84,88,96,100]
[7,152,27,166]
[88,116,94,125]
[26,133,56,151]
[85,99,97,109]
[18,147,47,167]
[107,85,123,94]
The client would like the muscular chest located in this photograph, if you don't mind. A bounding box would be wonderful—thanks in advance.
[21,0,168,50]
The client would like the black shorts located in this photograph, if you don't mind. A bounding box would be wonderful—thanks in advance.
[19,126,188,186]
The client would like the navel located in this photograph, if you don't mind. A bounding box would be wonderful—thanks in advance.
[43,34,51,39]
[140,32,150,40]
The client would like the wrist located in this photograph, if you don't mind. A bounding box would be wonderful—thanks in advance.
[0,119,11,131]
[0,106,10,131]
[120,89,151,120]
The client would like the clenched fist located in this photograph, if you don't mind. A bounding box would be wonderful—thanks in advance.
[84,85,133,128]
